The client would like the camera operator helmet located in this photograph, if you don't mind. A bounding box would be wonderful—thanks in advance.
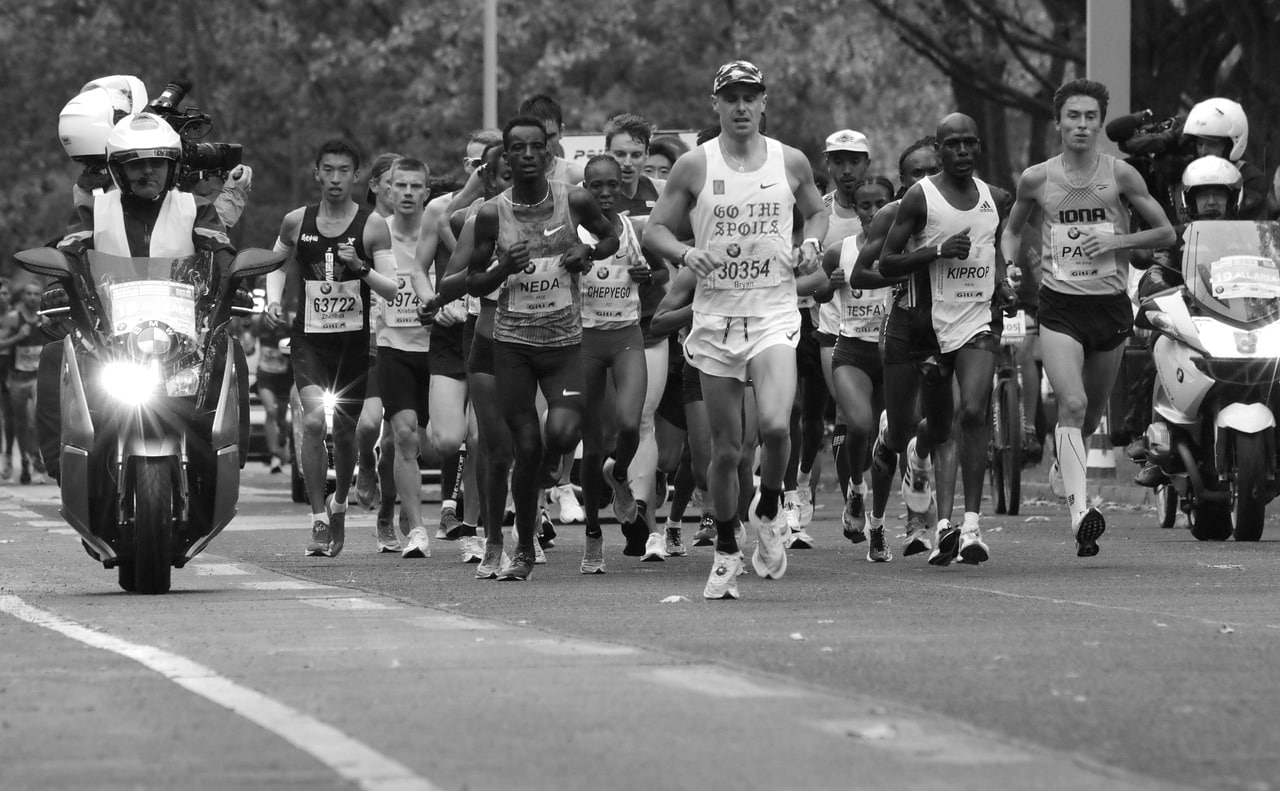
[58,87,127,162]
[1183,98,1248,162]
[80,75,149,116]
[1180,155,1242,220]
[104,112,183,199]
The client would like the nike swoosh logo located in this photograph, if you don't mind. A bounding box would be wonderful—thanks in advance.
[785,330,798,340]
[544,224,566,236]
[562,389,581,397]
[761,183,777,190]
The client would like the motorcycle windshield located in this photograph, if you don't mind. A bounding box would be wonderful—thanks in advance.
[1183,221,1280,326]
[85,251,210,343]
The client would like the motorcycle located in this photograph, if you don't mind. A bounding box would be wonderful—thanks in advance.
[1135,220,1280,541]
[14,246,284,593]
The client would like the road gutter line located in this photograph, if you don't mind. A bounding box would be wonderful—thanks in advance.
[0,594,444,791]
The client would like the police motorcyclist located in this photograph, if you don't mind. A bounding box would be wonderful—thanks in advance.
[36,112,241,482]
[1180,98,1271,221]
[1129,156,1243,486]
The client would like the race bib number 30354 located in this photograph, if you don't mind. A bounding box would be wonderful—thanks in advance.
[705,239,785,291]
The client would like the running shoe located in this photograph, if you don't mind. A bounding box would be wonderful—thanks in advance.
[460,535,484,564]
[797,486,814,526]
[842,490,867,544]
[1024,429,1044,465]
[533,537,547,565]
[355,465,380,510]
[867,525,892,563]
[436,506,464,540]
[305,520,331,557]
[375,518,400,553]
[497,549,535,581]
[555,484,585,524]
[475,544,509,579]
[781,494,801,535]
[0,459,10,482]
[326,495,346,557]
[642,532,666,562]
[789,527,814,550]
[903,501,934,557]
[927,518,961,567]
[958,517,990,565]
[1049,460,1066,499]
[581,534,606,574]
[703,551,743,600]
[1074,507,1106,558]
[621,506,648,557]
[401,527,431,558]
[19,462,30,485]
[901,437,934,513]
[269,455,283,474]
[692,513,716,546]
[664,526,687,557]
[538,507,557,549]
[748,491,788,580]
[603,458,638,524]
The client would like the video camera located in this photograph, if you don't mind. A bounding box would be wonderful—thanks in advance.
[1105,109,1186,157]
[146,80,242,190]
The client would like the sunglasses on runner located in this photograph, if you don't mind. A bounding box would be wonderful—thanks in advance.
[463,156,482,168]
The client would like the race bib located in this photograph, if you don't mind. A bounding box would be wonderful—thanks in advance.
[385,276,421,328]
[505,255,572,315]
[107,280,196,338]
[581,258,638,325]
[932,245,995,303]
[1002,310,1027,345]
[13,345,41,373]
[705,239,785,291]
[1050,222,1117,280]
[841,288,888,340]
[257,346,289,374]
[304,279,363,333]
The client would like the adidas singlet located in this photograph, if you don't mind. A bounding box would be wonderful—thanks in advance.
[1039,154,1130,296]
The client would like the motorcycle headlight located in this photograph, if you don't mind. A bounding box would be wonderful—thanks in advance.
[101,360,163,405]
[165,365,201,397]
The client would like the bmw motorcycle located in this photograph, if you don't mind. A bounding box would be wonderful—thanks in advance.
[1135,221,1280,541]
[15,246,284,592]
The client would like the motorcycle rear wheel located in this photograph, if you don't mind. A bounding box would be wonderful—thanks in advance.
[1189,500,1232,542]
[1231,431,1268,542]
[129,459,174,594]
[1155,484,1178,529]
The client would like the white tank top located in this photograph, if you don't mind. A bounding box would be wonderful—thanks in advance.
[1039,154,1130,296]
[93,190,196,257]
[817,193,867,335]
[376,215,432,352]
[913,176,999,353]
[833,235,890,341]
[690,137,796,318]
[578,217,641,330]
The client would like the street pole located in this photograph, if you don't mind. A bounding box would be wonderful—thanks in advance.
[1087,0,1130,156]
[484,0,497,129]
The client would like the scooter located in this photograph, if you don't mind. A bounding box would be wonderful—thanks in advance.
[1135,220,1280,541]
[15,246,284,592]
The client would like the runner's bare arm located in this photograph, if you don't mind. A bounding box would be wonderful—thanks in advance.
[467,204,521,296]
[878,185,937,278]
[644,150,721,276]
[413,204,443,303]
[447,168,485,216]
[788,146,828,273]
[650,267,697,337]
[1088,160,1176,255]
[569,186,619,259]
[425,216,477,311]
[361,215,399,302]
[1000,164,1045,274]
[264,208,303,327]
[850,204,906,289]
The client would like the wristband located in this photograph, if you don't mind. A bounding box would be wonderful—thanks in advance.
[802,237,822,253]
[935,244,943,260]
[680,247,693,266]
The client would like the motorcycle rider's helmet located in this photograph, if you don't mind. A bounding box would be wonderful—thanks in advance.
[80,75,149,116]
[105,112,183,198]
[1182,98,1248,162]
[58,87,126,162]
[1180,155,1242,220]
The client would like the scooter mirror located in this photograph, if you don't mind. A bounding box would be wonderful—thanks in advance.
[229,248,287,280]
[14,247,72,278]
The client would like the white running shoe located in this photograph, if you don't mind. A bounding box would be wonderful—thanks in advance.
[748,491,788,580]
[703,551,743,599]
[927,519,960,567]
[475,544,509,579]
[866,525,892,563]
[460,536,484,564]
[555,484,585,524]
[581,534,606,574]
[642,532,666,561]
[375,519,401,553]
[1049,460,1066,499]
[797,486,814,526]
[842,489,867,543]
[789,527,814,550]
[401,527,431,559]
[901,437,935,513]
[533,538,547,565]
[958,516,990,565]
[603,458,638,524]
[782,493,802,534]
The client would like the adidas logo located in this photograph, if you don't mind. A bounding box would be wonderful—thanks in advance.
[978,201,994,213]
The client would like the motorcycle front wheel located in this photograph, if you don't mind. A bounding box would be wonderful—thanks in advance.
[1231,431,1269,542]
[126,458,174,594]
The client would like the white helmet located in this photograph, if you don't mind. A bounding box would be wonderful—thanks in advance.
[1183,98,1248,162]
[59,87,124,161]
[80,75,149,115]
[1180,155,1242,219]
[105,112,183,198]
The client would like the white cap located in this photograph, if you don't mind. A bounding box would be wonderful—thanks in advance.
[824,129,870,154]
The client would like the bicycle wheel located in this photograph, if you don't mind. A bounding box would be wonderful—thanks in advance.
[990,380,1008,515]
[1001,377,1023,516]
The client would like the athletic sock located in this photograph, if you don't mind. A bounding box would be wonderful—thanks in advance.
[311,512,328,524]
[868,513,884,530]
[329,497,347,514]
[1055,425,1089,524]
[831,424,849,499]
[715,517,741,554]
[440,450,462,504]
[756,485,782,520]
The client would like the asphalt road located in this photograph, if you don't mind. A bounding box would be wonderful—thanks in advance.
[2,465,1278,791]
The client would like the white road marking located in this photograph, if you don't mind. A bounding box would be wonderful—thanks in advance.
[299,597,402,611]
[516,637,640,657]
[404,613,499,631]
[2,509,41,519]
[189,563,252,576]
[809,717,1033,764]
[0,594,443,791]
[239,580,336,591]
[641,666,809,699]
[30,520,67,528]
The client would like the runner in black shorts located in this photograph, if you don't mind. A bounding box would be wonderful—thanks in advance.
[264,138,400,558]
[251,312,293,474]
